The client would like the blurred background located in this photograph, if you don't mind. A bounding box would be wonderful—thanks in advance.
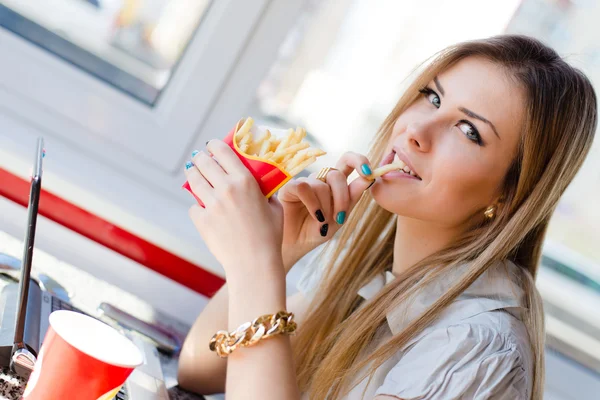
[0,0,598,398]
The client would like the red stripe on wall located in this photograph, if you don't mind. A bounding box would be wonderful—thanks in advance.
[0,167,224,297]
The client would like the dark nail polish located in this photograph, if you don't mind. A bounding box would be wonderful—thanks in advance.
[336,211,346,225]
[320,224,329,237]
[206,140,210,146]
[315,209,325,222]
[361,164,372,176]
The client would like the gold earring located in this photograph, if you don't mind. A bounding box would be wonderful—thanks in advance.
[484,205,496,219]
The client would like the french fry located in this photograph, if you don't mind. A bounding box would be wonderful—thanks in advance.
[269,138,281,152]
[272,142,309,159]
[239,132,252,147]
[255,130,272,155]
[275,134,291,153]
[284,150,308,171]
[306,149,326,157]
[232,118,325,176]
[288,156,316,176]
[370,161,406,179]
[295,127,306,142]
[287,128,301,145]
[258,137,272,157]
[249,129,270,156]
[236,118,254,139]
[281,153,294,164]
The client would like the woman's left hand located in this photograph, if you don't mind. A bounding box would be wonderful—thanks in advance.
[184,140,284,277]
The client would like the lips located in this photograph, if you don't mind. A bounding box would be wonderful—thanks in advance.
[379,151,396,167]
[380,149,421,180]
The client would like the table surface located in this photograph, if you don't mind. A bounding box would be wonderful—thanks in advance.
[0,367,207,399]
[0,230,213,400]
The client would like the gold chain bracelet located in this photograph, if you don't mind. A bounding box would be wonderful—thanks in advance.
[209,311,297,358]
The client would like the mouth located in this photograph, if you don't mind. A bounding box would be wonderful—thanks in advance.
[380,150,421,180]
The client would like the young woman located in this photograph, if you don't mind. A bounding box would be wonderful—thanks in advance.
[177,34,597,399]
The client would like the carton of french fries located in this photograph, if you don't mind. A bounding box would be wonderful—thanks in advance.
[183,117,326,207]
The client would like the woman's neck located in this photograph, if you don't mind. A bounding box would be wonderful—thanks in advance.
[392,215,464,276]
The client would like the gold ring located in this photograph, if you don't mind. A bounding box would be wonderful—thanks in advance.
[316,167,336,183]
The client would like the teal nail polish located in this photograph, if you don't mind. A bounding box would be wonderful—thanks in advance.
[361,164,372,175]
[192,150,199,157]
[185,161,193,170]
[336,211,346,225]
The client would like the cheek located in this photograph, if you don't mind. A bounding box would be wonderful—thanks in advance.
[391,112,412,137]
[430,150,502,209]
[393,114,404,129]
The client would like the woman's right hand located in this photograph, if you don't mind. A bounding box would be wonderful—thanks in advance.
[278,152,375,270]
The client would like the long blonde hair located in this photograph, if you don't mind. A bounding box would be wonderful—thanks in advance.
[292,34,598,399]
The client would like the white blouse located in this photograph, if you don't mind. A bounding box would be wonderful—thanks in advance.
[295,259,533,399]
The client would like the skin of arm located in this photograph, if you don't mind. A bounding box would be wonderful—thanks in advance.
[178,265,312,395]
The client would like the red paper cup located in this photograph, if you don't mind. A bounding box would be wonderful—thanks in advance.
[183,119,292,207]
[22,310,143,400]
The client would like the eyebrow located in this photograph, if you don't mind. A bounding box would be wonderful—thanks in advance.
[434,77,501,140]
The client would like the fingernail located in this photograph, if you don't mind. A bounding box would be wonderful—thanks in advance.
[366,180,375,190]
[336,211,346,225]
[185,161,194,170]
[315,209,325,223]
[320,224,328,237]
[192,150,199,157]
[361,164,372,176]
[206,140,210,146]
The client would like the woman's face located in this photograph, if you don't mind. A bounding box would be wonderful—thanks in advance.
[371,57,525,229]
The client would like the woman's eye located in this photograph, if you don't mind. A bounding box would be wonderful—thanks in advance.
[458,121,483,146]
[419,87,441,108]
[428,92,441,108]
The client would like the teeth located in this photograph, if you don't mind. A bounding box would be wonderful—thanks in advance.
[392,152,419,178]
[393,153,406,168]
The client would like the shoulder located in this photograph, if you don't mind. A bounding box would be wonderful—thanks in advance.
[375,320,532,399]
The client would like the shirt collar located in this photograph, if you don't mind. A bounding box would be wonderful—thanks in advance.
[357,260,526,335]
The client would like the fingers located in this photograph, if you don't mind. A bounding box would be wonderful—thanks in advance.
[348,176,374,210]
[191,151,227,186]
[205,140,250,176]
[334,151,373,179]
[334,151,374,210]
[322,169,350,225]
[281,151,374,226]
[184,161,213,205]
[311,180,333,223]
[280,178,330,223]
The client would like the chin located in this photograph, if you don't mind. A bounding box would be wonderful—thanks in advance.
[369,182,407,216]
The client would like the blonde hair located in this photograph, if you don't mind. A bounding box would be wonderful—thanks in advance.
[292,34,598,399]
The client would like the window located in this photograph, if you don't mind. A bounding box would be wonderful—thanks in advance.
[0,0,211,105]
[506,0,600,273]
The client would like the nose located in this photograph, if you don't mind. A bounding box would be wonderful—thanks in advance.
[405,121,431,152]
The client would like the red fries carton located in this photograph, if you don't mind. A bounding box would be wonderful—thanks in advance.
[183,118,323,207]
